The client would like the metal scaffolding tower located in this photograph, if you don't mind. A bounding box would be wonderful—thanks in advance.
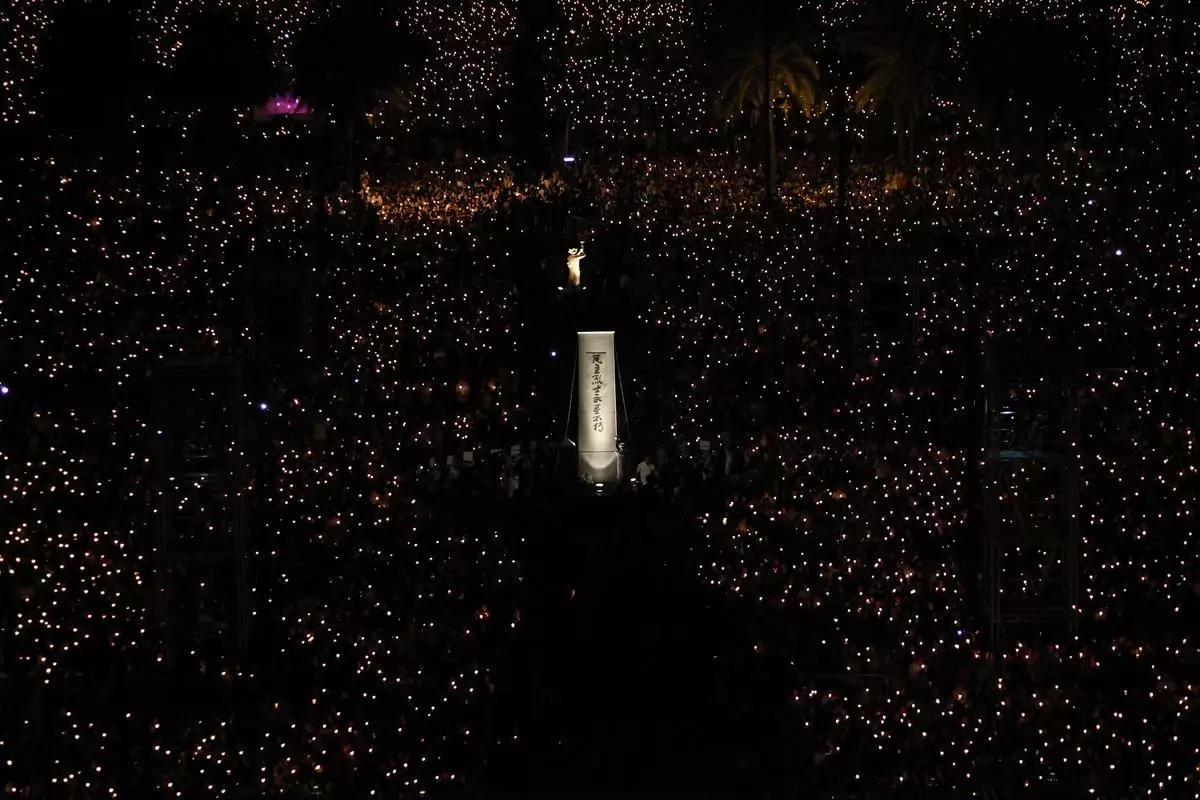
[982,345,1080,646]
[153,357,250,661]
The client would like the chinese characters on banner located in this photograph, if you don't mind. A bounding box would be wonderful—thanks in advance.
[590,354,604,433]
[576,331,620,483]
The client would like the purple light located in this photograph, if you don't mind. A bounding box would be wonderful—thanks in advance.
[257,92,311,117]
[563,155,575,163]
[0,385,8,395]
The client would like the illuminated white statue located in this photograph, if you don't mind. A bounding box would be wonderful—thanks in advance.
[567,244,586,287]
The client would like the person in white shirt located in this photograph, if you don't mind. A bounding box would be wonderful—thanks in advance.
[636,454,656,485]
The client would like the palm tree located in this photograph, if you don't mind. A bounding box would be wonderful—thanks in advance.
[822,35,856,223]
[853,38,941,166]
[718,39,821,202]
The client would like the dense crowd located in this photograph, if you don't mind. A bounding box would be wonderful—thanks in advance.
[582,135,1195,795]
[3,0,1197,797]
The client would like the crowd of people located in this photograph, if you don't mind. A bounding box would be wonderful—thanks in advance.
[587,134,1194,795]
[2,0,1197,797]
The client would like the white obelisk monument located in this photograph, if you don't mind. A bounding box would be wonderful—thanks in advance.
[577,331,620,484]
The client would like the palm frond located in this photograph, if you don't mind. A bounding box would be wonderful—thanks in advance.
[715,39,824,125]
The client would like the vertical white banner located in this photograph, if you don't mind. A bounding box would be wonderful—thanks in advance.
[577,331,620,483]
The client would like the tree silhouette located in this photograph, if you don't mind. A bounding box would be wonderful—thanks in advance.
[848,4,945,166]
[853,39,941,165]
[718,35,820,202]
[718,41,822,130]
[709,0,816,203]
[822,35,856,223]
[718,40,821,202]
